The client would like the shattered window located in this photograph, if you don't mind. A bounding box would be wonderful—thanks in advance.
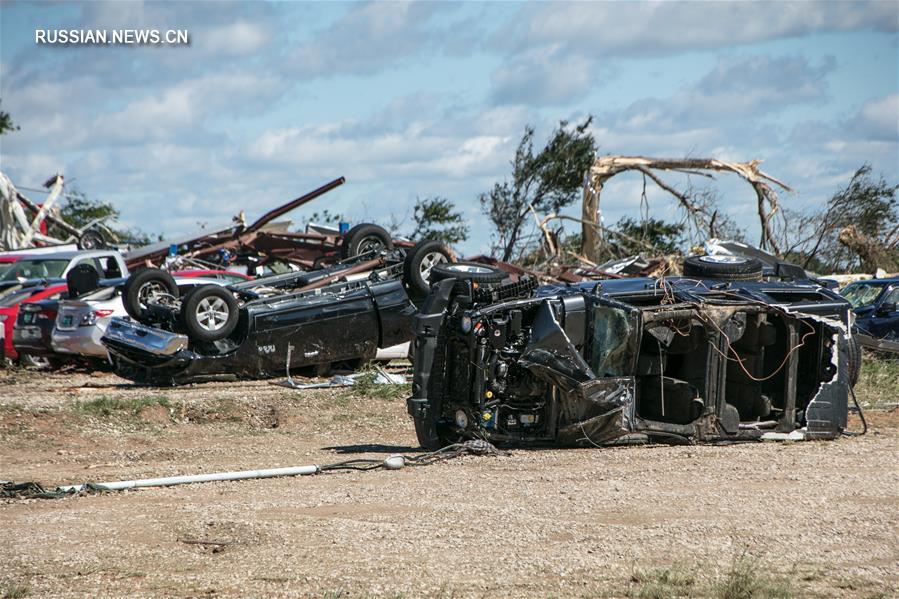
[590,306,634,377]
[0,259,68,282]
[841,282,886,308]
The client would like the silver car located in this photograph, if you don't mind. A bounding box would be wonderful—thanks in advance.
[52,277,223,359]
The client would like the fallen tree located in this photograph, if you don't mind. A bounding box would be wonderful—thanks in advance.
[580,156,792,263]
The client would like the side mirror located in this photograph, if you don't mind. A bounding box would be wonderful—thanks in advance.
[877,301,897,316]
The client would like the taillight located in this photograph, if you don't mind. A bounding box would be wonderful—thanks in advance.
[38,309,57,320]
[79,309,114,327]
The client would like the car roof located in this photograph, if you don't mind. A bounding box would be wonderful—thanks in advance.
[844,278,899,286]
[2,250,123,260]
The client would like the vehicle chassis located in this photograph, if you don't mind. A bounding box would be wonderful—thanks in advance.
[408,276,854,449]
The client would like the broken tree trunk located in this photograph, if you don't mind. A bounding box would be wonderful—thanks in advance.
[838,225,899,273]
[581,156,792,262]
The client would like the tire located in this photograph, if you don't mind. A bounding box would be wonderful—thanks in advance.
[428,262,507,284]
[77,229,106,250]
[403,240,453,297]
[20,354,57,370]
[340,223,394,259]
[123,269,179,321]
[846,334,861,388]
[682,255,763,281]
[179,285,239,342]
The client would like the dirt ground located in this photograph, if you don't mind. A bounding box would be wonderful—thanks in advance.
[1,367,897,598]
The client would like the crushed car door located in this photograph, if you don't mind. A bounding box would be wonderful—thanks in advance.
[517,298,637,445]
[253,286,380,368]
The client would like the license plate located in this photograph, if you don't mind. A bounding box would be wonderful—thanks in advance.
[62,315,73,327]
[23,313,34,324]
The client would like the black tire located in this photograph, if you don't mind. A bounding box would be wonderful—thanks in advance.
[77,229,106,250]
[429,262,507,284]
[66,263,101,297]
[683,255,763,281]
[340,223,394,259]
[123,269,179,321]
[846,334,861,388]
[403,240,453,297]
[179,285,239,342]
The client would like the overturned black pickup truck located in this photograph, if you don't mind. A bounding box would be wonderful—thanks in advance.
[408,256,859,449]
[103,241,452,385]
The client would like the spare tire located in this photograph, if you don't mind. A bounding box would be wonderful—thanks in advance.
[429,262,507,284]
[123,268,179,321]
[66,263,101,297]
[683,255,763,281]
[179,285,239,342]
[403,239,453,297]
[340,223,394,259]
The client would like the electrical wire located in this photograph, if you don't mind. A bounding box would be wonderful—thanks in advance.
[842,385,868,437]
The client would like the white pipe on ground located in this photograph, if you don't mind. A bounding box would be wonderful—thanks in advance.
[57,464,321,493]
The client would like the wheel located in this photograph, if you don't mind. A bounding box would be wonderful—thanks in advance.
[428,262,507,284]
[20,354,57,369]
[340,223,394,259]
[846,334,861,388]
[77,229,106,250]
[123,269,179,321]
[66,263,101,297]
[179,285,239,342]
[403,239,453,297]
[682,255,763,281]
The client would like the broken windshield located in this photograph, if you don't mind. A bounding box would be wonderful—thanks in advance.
[841,282,886,308]
[589,305,634,376]
[0,259,68,282]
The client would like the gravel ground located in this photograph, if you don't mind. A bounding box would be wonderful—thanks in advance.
[1,368,897,598]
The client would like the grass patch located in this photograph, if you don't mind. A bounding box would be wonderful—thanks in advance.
[856,353,899,409]
[74,395,171,417]
[625,550,794,599]
[342,367,410,401]
[714,549,792,599]
[629,565,696,598]
[1,582,30,599]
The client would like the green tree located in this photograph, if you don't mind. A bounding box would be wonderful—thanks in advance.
[408,197,469,245]
[480,117,596,261]
[0,99,18,135]
[54,189,156,246]
[788,165,898,272]
[614,216,685,256]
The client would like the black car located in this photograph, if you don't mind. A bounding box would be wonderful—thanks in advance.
[407,256,857,449]
[840,278,899,343]
[102,242,451,385]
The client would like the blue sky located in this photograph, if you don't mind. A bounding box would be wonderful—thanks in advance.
[1,0,897,254]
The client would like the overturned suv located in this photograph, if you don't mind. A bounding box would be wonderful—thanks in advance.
[408,256,858,449]
[103,241,451,385]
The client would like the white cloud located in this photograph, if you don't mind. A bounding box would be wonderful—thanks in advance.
[201,21,269,56]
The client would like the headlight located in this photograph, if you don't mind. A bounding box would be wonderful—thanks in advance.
[460,314,473,333]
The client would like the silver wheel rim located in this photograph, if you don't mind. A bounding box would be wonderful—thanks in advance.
[419,251,448,279]
[447,264,493,274]
[699,255,746,264]
[196,297,230,331]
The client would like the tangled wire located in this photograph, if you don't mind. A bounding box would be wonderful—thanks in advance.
[2,440,501,500]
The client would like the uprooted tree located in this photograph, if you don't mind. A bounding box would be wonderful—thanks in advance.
[580,156,792,263]
[481,117,596,261]
[782,165,899,273]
